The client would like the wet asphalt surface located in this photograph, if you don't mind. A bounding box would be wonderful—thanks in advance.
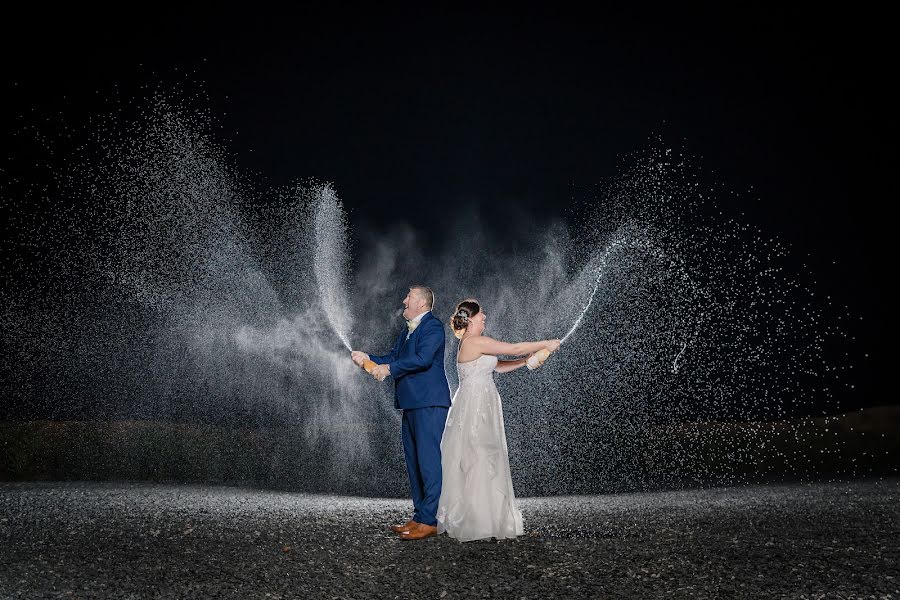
[1,479,897,599]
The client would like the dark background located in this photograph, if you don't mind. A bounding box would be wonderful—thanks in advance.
[2,5,893,410]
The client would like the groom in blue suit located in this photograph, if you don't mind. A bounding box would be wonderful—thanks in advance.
[351,285,451,540]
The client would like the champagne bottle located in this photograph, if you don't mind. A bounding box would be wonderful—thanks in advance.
[526,348,551,370]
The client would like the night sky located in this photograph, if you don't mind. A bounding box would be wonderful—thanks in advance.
[2,6,893,405]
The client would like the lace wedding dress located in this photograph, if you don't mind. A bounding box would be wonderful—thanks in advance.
[436,353,524,541]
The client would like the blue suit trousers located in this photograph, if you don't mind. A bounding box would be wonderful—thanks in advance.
[401,406,449,526]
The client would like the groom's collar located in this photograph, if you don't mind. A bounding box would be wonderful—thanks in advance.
[406,310,430,325]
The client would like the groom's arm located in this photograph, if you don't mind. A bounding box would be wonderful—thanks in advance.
[387,320,444,379]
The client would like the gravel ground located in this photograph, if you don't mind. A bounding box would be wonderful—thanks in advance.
[1,480,897,599]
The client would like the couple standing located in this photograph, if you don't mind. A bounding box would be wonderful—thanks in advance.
[350,285,560,542]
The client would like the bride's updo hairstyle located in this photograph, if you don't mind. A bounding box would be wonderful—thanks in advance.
[450,299,481,340]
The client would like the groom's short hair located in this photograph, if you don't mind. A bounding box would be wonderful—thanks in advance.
[410,285,434,309]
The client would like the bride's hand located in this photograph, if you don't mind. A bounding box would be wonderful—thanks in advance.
[544,339,561,353]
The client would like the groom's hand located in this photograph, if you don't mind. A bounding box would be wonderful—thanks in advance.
[371,364,390,381]
[351,351,369,367]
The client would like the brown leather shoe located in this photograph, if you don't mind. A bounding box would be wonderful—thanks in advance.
[390,519,418,533]
[399,523,438,540]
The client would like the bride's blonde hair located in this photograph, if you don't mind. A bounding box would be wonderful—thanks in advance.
[450,298,481,339]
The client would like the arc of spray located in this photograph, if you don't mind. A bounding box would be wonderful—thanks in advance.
[560,236,651,344]
[672,341,687,373]
[551,233,692,375]
[313,184,354,352]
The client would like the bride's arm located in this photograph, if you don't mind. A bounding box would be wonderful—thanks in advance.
[472,336,557,357]
[494,358,528,373]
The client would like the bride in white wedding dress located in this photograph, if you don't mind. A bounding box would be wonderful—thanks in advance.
[436,299,560,542]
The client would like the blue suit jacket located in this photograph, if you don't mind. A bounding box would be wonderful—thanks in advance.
[369,311,452,410]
